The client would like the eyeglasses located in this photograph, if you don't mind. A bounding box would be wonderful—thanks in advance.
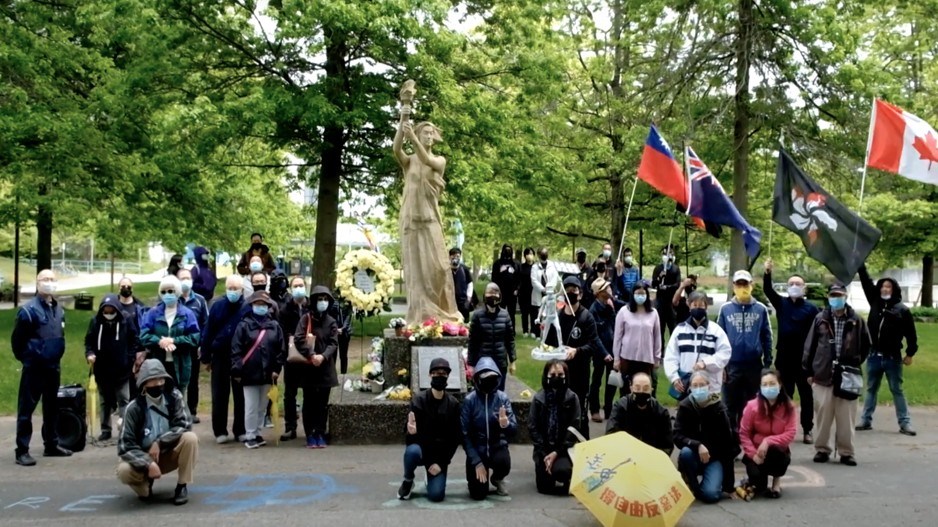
[159,290,175,295]
[38,278,57,283]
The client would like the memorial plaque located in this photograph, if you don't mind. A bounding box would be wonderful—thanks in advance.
[411,346,463,391]
[353,270,376,293]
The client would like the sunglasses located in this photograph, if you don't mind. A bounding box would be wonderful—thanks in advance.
[160,289,175,295]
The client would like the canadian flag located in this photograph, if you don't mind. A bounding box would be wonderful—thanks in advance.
[867,99,938,185]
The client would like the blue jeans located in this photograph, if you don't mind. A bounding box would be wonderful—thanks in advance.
[861,354,910,427]
[677,447,723,504]
[403,444,448,502]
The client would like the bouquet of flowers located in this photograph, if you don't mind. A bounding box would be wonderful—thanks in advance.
[442,321,469,337]
[531,343,567,361]
[389,318,407,329]
[407,318,444,341]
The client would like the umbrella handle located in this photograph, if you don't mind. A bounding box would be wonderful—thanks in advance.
[567,425,587,444]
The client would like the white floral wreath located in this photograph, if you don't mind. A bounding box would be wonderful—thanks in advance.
[335,249,395,317]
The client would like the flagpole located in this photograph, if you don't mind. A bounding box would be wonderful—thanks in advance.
[616,177,639,263]
[854,98,877,252]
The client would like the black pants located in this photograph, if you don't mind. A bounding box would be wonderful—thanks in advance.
[16,365,60,455]
[305,387,331,437]
[187,347,200,415]
[283,364,332,437]
[535,453,573,495]
[724,365,762,433]
[588,358,616,417]
[210,354,245,439]
[658,305,677,350]
[466,446,511,500]
[458,305,471,324]
[743,447,791,491]
[779,365,813,433]
[338,333,351,374]
[519,297,536,334]
[569,367,591,440]
[502,294,517,331]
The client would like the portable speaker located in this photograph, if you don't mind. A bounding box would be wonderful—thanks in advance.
[57,384,87,452]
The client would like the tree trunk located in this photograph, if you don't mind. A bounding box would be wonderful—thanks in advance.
[36,186,53,273]
[608,0,627,257]
[311,28,348,288]
[923,254,934,308]
[730,0,754,283]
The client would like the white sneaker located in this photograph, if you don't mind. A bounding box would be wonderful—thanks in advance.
[237,434,248,443]
[492,479,509,496]
[215,435,230,444]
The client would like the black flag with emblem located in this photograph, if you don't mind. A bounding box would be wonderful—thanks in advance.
[773,148,882,283]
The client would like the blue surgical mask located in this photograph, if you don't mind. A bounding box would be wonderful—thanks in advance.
[292,287,307,299]
[161,293,178,306]
[829,297,846,310]
[633,294,647,304]
[691,387,709,403]
[761,386,780,400]
[180,279,192,293]
[316,300,329,313]
[249,262,263,273]
[226,290,242,303]
[252,305,269,317]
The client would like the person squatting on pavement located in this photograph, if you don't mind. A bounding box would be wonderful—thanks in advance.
[738,370,797,499]
[398,358,463,502]
[292,286,341,449]
[529,360,580,496]
[857,265,918,436]
[12,269,72,466]
[117,359,197,505]
[461,357,517,500]
[803,283,871,467]
[85,294,139,441]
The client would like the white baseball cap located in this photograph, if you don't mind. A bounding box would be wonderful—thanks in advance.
[732,270,753,283]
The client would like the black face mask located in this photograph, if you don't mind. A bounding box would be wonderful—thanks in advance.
[632,392,652,407]
[595,265,607,275]
[430,376,449,391]
[145,386,163,399]
[253,283,267,290]
[120,288,133,298]
[547,377,566,392]
[251,242,263,251]
[478,375,499,394]
[690,308,707,322]
[576,254,586,264]
[566,291,580,306]
[539,253,548,262]
[484,296,500,307]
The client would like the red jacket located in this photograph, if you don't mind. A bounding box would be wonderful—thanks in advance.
[738,397,796,458]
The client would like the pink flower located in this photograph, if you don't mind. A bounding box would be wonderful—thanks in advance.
[422,318,438,327]
[458,326,469,337]
[442,322,461,336]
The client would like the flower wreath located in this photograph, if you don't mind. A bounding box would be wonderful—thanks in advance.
[335,249,395,317]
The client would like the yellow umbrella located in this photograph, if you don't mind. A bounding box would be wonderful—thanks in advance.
[571,432,693,527]
[87,368,98,440]
[268,383,282,445]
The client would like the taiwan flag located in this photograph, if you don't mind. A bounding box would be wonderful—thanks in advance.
[867,99,938,185]
[638,125,688,208]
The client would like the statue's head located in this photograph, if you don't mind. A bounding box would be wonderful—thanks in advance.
[414,121,442,148]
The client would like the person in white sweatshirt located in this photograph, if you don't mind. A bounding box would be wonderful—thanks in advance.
[664,292,732,400]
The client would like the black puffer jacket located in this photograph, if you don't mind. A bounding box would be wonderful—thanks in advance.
[468,306,516,371]
[858,266,918,360]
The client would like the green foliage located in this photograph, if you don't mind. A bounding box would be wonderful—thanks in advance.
[910,307,938,320]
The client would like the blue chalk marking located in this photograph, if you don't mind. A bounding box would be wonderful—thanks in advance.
[195,473,356,514]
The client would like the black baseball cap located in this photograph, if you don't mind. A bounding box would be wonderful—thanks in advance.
[429,358,451,374]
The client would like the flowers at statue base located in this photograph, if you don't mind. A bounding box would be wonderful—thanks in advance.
[386,385,412,401]
[388,318,407,329]
[397,368,410,386]
[334,249,396,317]
[406,318,468,342]
[360,337,384,389]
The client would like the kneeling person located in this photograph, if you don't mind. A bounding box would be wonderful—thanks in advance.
[462,357,517,500]
[398,358,462,502]
[117,360,197,505]
[530,360,580,495]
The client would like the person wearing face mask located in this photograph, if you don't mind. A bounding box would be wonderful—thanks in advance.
[293,286,340,448]
[543,276,602,439]
[529,360,580,495]
[117,359,196,506]
[588,279,622,422]
[606,372,673,455]
[231,291,285,449]
[236,232,276,277]
[461,357,517,500]
[803,283,870,466]
[600,243,614,264]
[190,246,217,302]
[530,247,559,338]
[671,275,699,323]
[176,268,209,423]
[612,282,662,400]
[468,283,517,390]
[717,270,773,434]
[491,244,521,330]
[166,254,183,279]
[856,265,918,436]
[651,245,682,349]
[738,370,796,499]
[200,275,249,444]
[116,277,149,399]
[664,292,732,401]
[12,269,72,466]
[85,295,139,441]
[278,276,308,441]
[574,248,596,308]
[325,292,353,375]
[673,371,738,503]
[613,247,640,302]
[763,260,820,443]
[140,276,201,404]
[398,358,462,502]
[449,247,475,323]
[518,247,537,337]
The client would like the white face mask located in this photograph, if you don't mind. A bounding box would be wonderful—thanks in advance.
[39,281,57,295]
[881,294,892,301]
[316,300,329,313]
[103,313,117,321]
[662,255,672,267]
[624,256,633,265]
[788,285,804,299]
[180,279,193,293]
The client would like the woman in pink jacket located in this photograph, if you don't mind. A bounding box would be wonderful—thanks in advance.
[738,370,796,498]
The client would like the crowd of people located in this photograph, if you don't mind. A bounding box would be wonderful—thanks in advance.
[9,237,920,507]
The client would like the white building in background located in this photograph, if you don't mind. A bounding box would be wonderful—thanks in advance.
[147,242,167,264]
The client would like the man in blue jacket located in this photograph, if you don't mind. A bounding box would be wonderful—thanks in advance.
[764,260,819,444]
[177,267,209,423]
[717,270,773,433]
[11,269,73,466]
[587,279,620,423]
[461,357,517,500]
[200,275,248,443]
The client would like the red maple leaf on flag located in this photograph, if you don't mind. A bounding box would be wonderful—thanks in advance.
[912,131,938,170]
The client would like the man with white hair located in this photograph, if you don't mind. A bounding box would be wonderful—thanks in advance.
[200,275,249,443]
[140,275,201,399]
[11,269,72,466]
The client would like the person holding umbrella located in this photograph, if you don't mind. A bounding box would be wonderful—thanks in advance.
[85,294,139,441]
[529,360,580,495]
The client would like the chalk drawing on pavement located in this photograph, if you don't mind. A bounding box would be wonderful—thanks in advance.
[195,473,356,514]
[383,480,511,510]
[731,465,825,488]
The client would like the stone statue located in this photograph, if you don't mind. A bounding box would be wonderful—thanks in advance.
[393,80,461,324]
